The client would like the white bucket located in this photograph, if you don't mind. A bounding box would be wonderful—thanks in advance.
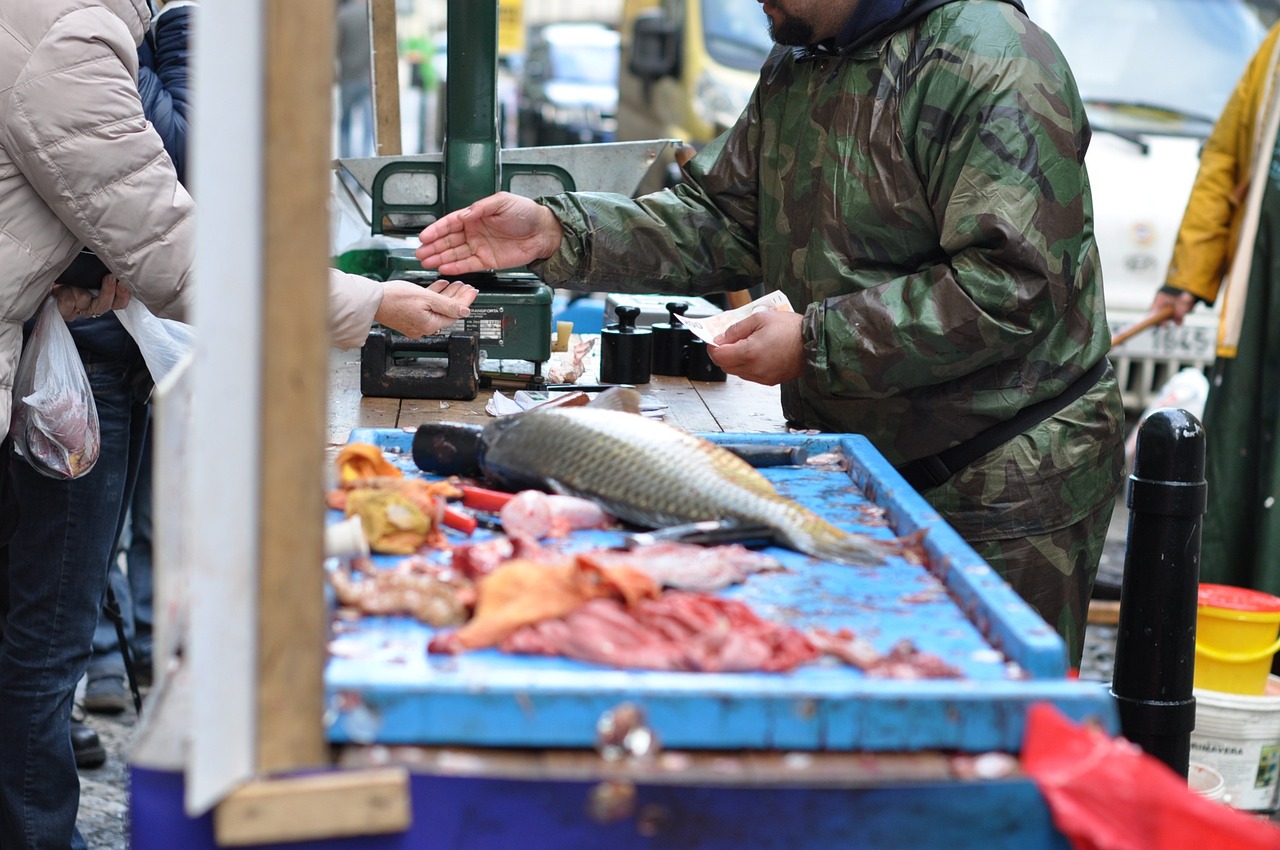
[1190,675,1280,810]
[1188,761,1227,803]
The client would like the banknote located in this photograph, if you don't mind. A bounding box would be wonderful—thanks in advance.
[675,290,794,345]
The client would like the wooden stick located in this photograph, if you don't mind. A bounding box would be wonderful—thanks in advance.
[1111,305,1175,348]
[257,0,330,777]
[370,0,402,157]
[214,768,410,846]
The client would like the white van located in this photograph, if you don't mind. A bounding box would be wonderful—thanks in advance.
[1024,0,1267,410]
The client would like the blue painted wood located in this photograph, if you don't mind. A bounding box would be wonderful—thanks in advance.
[327,429,1117,752]
[131,765,1073,850]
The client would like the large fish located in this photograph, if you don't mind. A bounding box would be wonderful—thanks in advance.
[412,389,889,566]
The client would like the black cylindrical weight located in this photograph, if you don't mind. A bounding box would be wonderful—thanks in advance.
[687,338,726,382]
[651,301,692,376]
[600,305,652,384]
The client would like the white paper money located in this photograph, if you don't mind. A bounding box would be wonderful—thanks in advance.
[675,290,794,345]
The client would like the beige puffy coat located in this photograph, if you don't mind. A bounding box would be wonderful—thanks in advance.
[0,0,384,440]
[0,0,193,438]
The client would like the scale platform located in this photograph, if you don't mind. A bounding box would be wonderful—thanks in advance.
[325,429,1117,753]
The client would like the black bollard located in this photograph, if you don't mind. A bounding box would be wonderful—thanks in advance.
[1110,407,1206,777]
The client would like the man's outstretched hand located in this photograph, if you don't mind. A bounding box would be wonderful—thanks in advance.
[416,192,564,275]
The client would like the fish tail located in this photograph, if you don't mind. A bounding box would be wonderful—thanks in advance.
[783,517,891,567]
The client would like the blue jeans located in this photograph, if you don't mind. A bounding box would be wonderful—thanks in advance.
[0,336,149,850]
[90,427,154,677]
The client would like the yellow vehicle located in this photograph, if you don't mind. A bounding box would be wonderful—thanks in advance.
[617,0,772,191]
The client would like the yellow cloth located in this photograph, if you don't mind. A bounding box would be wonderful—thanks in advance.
[335,442,402,485]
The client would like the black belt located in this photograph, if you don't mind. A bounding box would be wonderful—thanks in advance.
[894,358,1108,491]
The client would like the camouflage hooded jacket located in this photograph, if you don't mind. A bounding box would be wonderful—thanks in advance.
[534,0,1124,538]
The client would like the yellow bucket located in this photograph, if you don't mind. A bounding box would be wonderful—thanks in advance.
[1195,584,1280,696]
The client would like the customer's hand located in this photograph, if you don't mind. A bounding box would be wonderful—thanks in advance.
[709,310,806,385]
[374,278,478,339]
[1150,289,1198,326]
[51,274,132,322]
[416,192,563,275]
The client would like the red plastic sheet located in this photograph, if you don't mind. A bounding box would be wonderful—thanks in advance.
[1022,703,1280,850]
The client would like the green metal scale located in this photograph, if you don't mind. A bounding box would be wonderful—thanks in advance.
[334,0,672,398]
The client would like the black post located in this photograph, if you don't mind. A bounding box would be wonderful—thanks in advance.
[1110,407,1206,776]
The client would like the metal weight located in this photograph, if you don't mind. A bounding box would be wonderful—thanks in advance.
[651,301,692,376]
[600,305,652,384]
[687,337,726,382]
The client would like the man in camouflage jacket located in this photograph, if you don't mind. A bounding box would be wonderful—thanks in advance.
[417,0,1125,666]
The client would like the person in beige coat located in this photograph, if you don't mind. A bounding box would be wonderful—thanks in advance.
[0,0,475,442]
[0,2,474,847]
[0,0,194,446]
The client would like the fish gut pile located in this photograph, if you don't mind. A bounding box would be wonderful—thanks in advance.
[499,594,820,673]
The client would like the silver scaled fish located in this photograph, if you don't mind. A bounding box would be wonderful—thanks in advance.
[415,388,889,566]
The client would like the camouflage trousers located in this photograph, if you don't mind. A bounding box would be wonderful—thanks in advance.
[967,495,1117,670]
[921,369,1126,670]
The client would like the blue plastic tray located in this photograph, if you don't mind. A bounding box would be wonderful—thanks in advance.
[325,429,1117,752]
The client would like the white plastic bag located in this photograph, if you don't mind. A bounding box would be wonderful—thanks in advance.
[10,296,101,479]
[1124,367,1210,471]
[114,297,194,384]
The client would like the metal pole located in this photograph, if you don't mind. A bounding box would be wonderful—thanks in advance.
[102,583,143,715]
[444,0,500,212]
[1110,407,1206,776]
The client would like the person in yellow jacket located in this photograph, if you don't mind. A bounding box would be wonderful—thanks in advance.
[1152,20,1280,598]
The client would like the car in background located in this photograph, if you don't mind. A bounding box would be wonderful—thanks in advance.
[1023,0,1266,411]
[517,22,620,147]
[618,0,773,191]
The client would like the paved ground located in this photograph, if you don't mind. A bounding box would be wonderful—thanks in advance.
[77,699,137,850]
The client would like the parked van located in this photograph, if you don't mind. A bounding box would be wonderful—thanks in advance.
[617,0,771,190]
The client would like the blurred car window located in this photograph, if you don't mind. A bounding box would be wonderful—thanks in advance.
[1027,0,1264,127]
[518,22,620,147]
[701,0,774,70]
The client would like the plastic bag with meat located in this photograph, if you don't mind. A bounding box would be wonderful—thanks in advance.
[10,296,100,480]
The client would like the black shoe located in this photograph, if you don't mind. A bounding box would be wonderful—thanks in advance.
[84,671,129,715]
[71,715,106,769]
